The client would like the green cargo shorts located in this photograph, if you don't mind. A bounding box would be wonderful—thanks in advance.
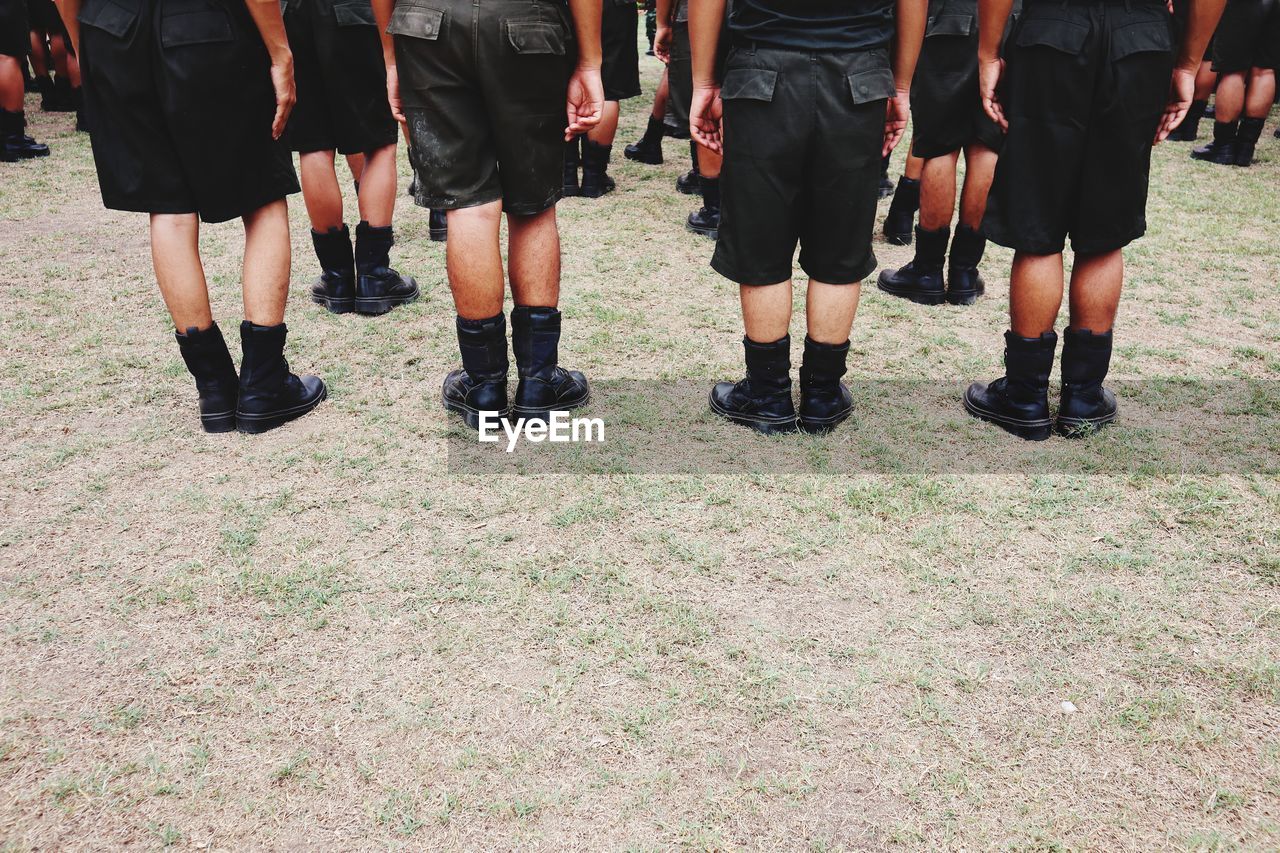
[390,0,573,214]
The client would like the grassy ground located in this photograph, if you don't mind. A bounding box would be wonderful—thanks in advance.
[1,51,1278,850]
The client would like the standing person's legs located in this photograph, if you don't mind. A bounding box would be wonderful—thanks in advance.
[1,0,49,160]
[446,202,506,320]
[241,199,293,328]
[877,151,958,305]
[581,1,639,198]
[151,213,214,332]
[1233,66,1275,164]
[300,150,345,232]
[624,66,669,163]
[884,139,923,244]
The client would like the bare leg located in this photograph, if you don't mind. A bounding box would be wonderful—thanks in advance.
[446,201,505,319]
[958,142,998,230]
[698,142,722,179]
[1008,252,1065,338]
[1214,71,1246,123]
[0,55,23,111]
[903,145,924,181]
[26,34,48,80]
[1066,250,1123,333]
[588,101,621,147]
[741,281,793,342]
[1244,67,1276,118]
[652,67,670,119]
[917,151,960,231]
[299,150,345,232]
[1193,59,1217,100]
[241,199,292,327]
[345,152,365,184]
[150,213,213,331]
[356,142,398,228]
[805,280,860,345]
[507,207,561,308]
[48,33,70,80]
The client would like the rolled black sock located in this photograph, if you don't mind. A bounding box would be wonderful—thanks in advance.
[1237,116,1265,146]
[1212,120,1238,144]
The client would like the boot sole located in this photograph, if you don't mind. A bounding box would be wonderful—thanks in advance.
[311,292,354,314]
[798,405,854,435]
[945,284,985,306]
[443,398,512,431]
[1055,410,1117,438]
[354,282,420,316]
[884,232,912,246]
[201,409,237,433]
[579,185,616,199]
[686,222,718,240]
[623,150,662,165]
[510,390,591,425]
[236,386,327,434]
[962,394,1051,441]
[2,149,51,161]
[876,278,945,306]
[676,182,699,196]
[709,392,798,435]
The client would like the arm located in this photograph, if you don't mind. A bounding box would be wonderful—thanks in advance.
[977,0,1015,130]
[887,0,927,154]
[1155,0,1226,141]
[565,0,605,138]
[654,0,673,62]
[687,0,726,153]
[243,0,296,139]
[371,0,404,121]
[53,0,82,55]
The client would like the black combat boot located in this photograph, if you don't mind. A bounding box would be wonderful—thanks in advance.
[175,323,240,433]
[1191,120,1237,165]
[677,143,699,194]
[963,330,1057,441]
[946,225,987,306]
[353,221,419,315]
[1167,99,1207,141]
[36,76,55,111]
[798,337,854,434]
[877,226,948,305]
[442,313,511,429]
[1234,117,1265,167]
[709,335,798,435]
[235,321,327,434]
[429,209,448,242]
[686,175,720,239]
[510,306,591,424]
[47,77,76,112]
[878,153,895,199]
[1056,327,1117,437]
[579,139,617,198]
[883,176,919,245]
[624,115,665,164]
[0,109,50,161]
[309,225,355,314]
[563,137,581,197]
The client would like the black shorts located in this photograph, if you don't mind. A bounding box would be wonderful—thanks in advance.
[911,0,1006,158]
[983,0,1175,255]
[1212,0,1280,73]
[283,0,398,154]
[667,18,693,135]
[600,0,640,101]
[28,0,65,35]
[0,0,28,57]
[713,44,893,286]
[77,0,299,223]
[391,0,571,215]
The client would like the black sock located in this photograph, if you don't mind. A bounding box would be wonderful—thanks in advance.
[1213,120,1239,144]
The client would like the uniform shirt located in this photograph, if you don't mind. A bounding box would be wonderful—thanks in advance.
[727,0,897,51]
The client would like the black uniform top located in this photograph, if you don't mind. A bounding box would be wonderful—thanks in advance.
[727,0,896,51]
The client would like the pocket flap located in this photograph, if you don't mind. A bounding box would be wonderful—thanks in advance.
[387,4,443,39]
[926,13,974,37]
[846,52,895,105]
[720,67,777,102]
[506,20,566,55]
[78,0,139,39]
[1109,20,1172,61]
[333,0,377,27]
[160,9,234,48]
[1014,17,1089,53]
